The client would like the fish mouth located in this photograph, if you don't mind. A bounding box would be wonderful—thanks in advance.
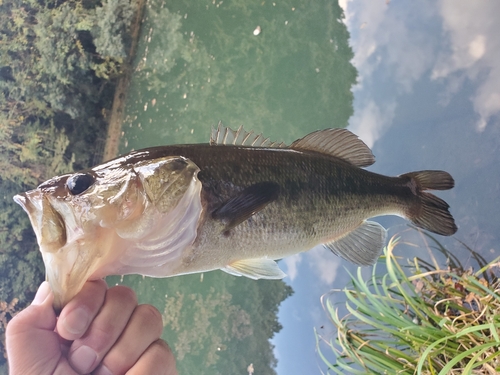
[14,190,79,310]
[14,191,68,254]
[15,188,141,311]
[13,192,40,219]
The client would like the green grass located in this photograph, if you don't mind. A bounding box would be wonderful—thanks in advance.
[317,237,500,375]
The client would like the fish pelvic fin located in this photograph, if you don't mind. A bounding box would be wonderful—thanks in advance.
[325,221,387,266]
[222,258,286,279]
[400,170,457,236]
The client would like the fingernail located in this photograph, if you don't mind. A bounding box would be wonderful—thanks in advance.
[31,281,51,305]
[70,345,97,373]
[95,364,113,375]
[62,306,90,335]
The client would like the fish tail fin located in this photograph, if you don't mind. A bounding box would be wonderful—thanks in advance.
[400,170,457,236]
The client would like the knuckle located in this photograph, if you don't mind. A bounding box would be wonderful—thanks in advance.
[136,304,163,333]
[150,339,176,364]
[6,305,44,337]
[108,285,137,305]
[87,278,108,291]
[83,324,116,351]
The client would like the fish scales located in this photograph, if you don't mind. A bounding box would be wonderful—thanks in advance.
[14,124,457,309]
[156,146,408,264]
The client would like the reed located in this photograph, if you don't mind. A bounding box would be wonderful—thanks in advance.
[317,237,500,375]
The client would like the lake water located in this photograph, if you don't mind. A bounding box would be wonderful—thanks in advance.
[112,1,500,374]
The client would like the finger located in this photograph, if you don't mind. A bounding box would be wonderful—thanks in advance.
[6,282,66,375]
[68,286,138,374]
[126,339,178,375]
[57,279,108,340]
[94,304,164,375]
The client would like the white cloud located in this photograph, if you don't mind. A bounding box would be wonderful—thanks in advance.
[283,246,343,285]
[339,1,439,146]
[305,246,342,285]
[282,254,303,282]
[432,1,500,131]
[468,35,486,61]
[343,1,437,93]
[338,0,349,13]
[349,99,396,148]
[341,0,500,137]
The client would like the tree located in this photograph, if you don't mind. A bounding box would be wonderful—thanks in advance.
[0,0,139,365]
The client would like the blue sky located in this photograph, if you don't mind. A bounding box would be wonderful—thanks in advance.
[271,1,500,374]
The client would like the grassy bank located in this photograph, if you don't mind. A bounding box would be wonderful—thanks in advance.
[318,237,500,374]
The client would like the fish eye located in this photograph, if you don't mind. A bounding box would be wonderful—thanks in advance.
[66,173,95,195]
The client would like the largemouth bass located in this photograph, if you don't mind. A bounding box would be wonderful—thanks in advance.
[14,124,457,309]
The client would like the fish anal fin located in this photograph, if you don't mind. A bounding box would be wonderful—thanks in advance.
[212,181,280,231]
[325,221,387,266]
[210,122,287,148]
[290,128,375,167]
[222,258,286,279]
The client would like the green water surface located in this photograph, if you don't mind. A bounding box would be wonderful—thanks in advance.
[111,1,357,374]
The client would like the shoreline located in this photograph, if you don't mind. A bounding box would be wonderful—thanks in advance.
[102,0,146,162]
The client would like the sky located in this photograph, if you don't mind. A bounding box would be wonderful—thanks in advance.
[271,1,500,374]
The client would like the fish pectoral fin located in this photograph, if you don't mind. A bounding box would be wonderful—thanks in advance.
[222,258,286,279]
[212,181,280,231]
[324,221,387,266]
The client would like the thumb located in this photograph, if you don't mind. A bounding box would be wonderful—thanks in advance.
[8,281,56,330]
[6,281,60,374]
[32,280,53,305]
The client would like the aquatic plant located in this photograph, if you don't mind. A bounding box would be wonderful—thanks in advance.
[318,237,500,375]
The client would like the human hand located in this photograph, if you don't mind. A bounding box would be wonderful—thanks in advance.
[6,280,177,375]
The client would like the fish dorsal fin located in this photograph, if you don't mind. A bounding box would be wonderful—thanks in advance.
[290,128,375,167]
[210,123,374,167]
[222,258,286,279]
[324,220,387,266]
[210,122,287,148]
